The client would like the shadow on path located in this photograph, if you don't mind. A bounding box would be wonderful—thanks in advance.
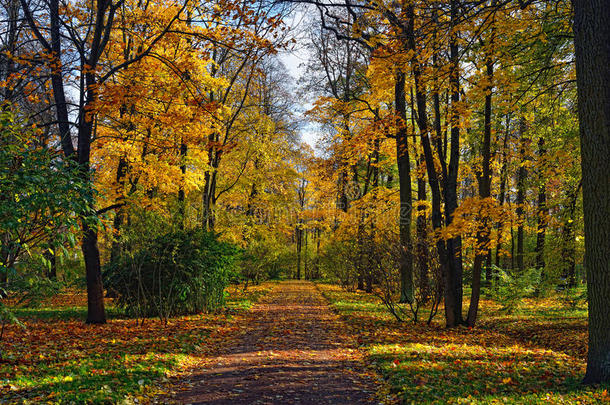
[172,281,377,404]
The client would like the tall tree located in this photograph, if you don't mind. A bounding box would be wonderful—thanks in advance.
[572,0,610,384]
[20,0,185,323]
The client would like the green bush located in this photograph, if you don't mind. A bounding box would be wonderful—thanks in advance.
[0,107,88,282]
[318,239,359,290]
[489,266,539,314]
[104,228,239,321]
[241,232,293,284]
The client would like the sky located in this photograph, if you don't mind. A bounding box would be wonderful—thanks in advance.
[277,8,321,150]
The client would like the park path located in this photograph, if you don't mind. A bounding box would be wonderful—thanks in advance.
[172,280,378,404]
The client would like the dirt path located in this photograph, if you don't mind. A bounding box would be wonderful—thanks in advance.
[172,280,378,404]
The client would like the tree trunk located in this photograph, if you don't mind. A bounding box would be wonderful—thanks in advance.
[515,117,528,273]
[356,213,366,290]
[573,0,610,384]
[467,34,494,327]
[412,90,429,303]
[416,170,429,303]
[367,139,381,293]
[495,118,510,271]
[82,222,106,324]
[562,182,581,288]
[44,249,57,279]
[76,72,106,324]
[110,155,128,264]
[178,141,187,229]
[1,0,18,102]
[404,3,459,326]
[202,131,218,232]
[443,0,464,326]
[296,225,302,280]
[304,229,309,280]
[395,69,414,304]
[535,135,547,288]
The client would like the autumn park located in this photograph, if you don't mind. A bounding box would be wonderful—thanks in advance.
[0,0,609,403]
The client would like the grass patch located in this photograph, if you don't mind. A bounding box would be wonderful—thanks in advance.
[0,282,275,403]
[317,283,609,404]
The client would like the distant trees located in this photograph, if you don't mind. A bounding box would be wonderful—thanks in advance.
[291,0,584,327]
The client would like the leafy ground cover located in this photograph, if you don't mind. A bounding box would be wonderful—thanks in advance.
[317,283,609,404]
[0,282,276,404]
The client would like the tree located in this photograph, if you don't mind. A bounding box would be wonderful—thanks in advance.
[20,0,186,323]
[572,0,610,385]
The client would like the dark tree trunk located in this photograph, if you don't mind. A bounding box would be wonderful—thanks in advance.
[366,139,381,293]
[404,3,460,326]
[356,213,366,291]
[535,136,547,287]
[412,90,430,303]
[356,158,366,291]
[178,141,187,229]
[485,251,492,283]
[76,71,106,324]
[82,223,106,324]
[1,0,18,102]
[202,131,219,232]
[515,117,528,273]
[562,182,581,288]
[416,170,429,302]
[395,69,414,304]
[44,249,57,279]
[110,156,128,264]
[296,225,302,280]
[467,35,494,327]
[304,229,309,280]
[0,232,8,285]
[495,119,510,270]
[27,0,108,324]
[443,0,464,326]
[573,0,610,384]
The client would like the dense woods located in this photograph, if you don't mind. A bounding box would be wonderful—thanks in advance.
[0,0,608,402]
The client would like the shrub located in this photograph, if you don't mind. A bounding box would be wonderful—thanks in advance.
[240,232,292,285]
[0,107,88,283]
[318,239,359,290]
[489,266,539,314]
[104,228,239,321]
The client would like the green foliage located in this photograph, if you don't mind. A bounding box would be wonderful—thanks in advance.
[0,108,88,273]
[560,286,587,310]
[10,274,64,308]
[113,207,174,254]
[104,228,240,320]
[489,266,539,314]
[317,239,359,290]
[241,232,293,283]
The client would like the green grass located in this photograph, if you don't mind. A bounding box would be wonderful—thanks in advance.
[318,284,609,405]
[9,305,125,321]
[0,282,275,404]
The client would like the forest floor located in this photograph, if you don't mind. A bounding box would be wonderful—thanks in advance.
[165,280,378,404]
[0,282,276,403]
[318,283,609,404]
[2,280,609,404]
